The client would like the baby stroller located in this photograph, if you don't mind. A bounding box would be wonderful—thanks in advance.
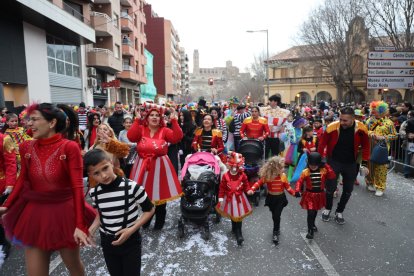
[179,152,221,240]
[239,139,264,206]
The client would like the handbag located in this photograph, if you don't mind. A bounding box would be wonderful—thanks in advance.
[370,140,389,164]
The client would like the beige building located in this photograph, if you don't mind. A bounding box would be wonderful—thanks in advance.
[267,18,414,105]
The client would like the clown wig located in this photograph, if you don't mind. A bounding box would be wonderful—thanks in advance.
[370,101,389,117]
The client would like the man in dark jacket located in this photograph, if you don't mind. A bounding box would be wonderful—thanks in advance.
[108,101,125,138]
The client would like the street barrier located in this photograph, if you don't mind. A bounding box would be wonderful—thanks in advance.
[388,134,414,176]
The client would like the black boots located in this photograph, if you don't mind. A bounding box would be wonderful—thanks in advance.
[272,231,280,245]
[233,221,244,246]
[144,204,167,230]
[231,221,236,234]
[306,228,314,239]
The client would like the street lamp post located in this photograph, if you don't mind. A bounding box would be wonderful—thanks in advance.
[247,29,269,103]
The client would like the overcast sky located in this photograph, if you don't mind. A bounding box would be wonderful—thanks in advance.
[146,0,324,73]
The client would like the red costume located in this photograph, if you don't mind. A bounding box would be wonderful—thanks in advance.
[299,136,318,154]
[239,117,270,139]
[0,133,17,194]
[192,128,224,153]
[128,116,184,205]
[295,165,336,210]
[313,126,324,142]
[251,173,295,196]
[318,121,369,161]
[3,134,95,250]
[216,172,252,222]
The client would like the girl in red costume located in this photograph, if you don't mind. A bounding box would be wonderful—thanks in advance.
[248,156,297,245]
[0,103,96,275]
[295,152,336,239]
[298,126,318,156]
[128,104,183,230]
[239,106,270,141]
[216,152,252,246]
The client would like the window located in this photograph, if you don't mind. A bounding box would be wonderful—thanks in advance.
[113,13,119,28]
[141,43,144,55]
[135,38,138,50]
[115,44,120,59]
[46,35,80,78]
[142,64,145,76]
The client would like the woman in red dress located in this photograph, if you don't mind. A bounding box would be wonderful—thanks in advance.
[0,103,95,275]
[128,105,183,230]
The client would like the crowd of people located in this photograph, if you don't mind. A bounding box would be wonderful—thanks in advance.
[0,96,412,275]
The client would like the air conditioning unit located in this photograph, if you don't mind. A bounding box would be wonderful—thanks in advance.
[87,67,97,77]
[87,77,97,87]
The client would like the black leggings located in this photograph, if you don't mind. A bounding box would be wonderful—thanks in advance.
[143,203,167,228]
[265,194,288,232]
[307,210,318,230]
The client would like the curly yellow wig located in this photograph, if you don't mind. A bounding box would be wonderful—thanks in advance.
[258,156,285,182]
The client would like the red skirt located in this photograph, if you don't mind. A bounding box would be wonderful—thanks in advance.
[216,193,252,222]
[4,186,96,251]
[300,191,326,210]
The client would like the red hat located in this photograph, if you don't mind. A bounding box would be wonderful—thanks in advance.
[143,102,166,114]
[226,151,245,169]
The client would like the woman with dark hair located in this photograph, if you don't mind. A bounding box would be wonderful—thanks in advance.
[192,114,224,157]
[239,106,270,141]
[57,104,85,150]
[178,110,196,168]
[83,112,101,152]
[0,103,96,275]
[210,106,228,144]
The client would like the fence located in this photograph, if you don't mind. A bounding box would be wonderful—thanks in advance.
[388,134,414,175]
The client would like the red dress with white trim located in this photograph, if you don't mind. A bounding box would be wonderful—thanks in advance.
[128,118,184,205]
[2,134,96,250]
[295,164,336,210]
[216,172,252,222]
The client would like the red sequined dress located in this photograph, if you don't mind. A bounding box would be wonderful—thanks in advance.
[295,165,336,210]
[2,134,96,250]
[128,118,184,205]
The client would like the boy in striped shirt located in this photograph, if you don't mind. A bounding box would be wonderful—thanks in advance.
[85,149,154,276]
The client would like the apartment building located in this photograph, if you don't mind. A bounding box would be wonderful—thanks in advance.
[0,0,95,110]
[144,4,182,102]
[88,0,147,107]
[179,47,189,103]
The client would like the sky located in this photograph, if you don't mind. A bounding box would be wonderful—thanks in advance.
[146,0,324,73]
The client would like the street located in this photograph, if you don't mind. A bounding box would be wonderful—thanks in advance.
[1,172,413,276]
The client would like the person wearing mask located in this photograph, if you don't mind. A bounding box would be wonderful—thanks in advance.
[108,102,125,138]
[318,107,370,224]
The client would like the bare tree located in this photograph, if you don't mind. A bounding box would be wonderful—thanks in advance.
[364,0,414,51]
[298,0,368,102]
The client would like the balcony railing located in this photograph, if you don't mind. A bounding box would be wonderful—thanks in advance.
[270,74,366,84]
[62,1,90,25]
[89,48,114,55]
[121,12,132,21]
[123,65,135,72]
[91,11,111,22]
[122,39,133,46]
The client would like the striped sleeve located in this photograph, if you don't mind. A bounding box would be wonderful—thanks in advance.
[133,183,153,212]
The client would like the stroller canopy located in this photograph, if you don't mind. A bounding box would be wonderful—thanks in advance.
[181,152,220,180]
[239,139,264,165]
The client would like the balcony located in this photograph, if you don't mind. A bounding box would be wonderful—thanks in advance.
[87,48,122,74]
[94,0,111,3]
[91,12,118,37]
[122,40,134,56]
[120,0,132,7]
[121,15,134,32]
[118,65,139,82]
[269,74,366,85]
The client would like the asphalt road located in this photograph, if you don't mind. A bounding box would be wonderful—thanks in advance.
[1,172,413,276]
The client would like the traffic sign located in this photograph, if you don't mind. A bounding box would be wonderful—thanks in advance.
[367,60,414,68]
[367,68,414,77]
[368,51,414,60]
[367,77,414,89]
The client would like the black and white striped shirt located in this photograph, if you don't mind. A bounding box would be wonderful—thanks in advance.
[89,177,153,235]
[234,111,251,137]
